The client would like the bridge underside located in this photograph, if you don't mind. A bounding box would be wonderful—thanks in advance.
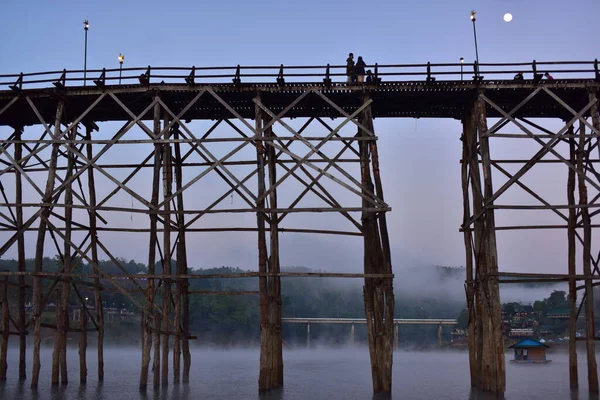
[0,81,592,127]
[0,79,598,396]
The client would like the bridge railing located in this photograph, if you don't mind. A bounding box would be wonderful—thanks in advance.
[0,60,599,91]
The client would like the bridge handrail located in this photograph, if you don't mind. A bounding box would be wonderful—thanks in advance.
[1,60,599,90]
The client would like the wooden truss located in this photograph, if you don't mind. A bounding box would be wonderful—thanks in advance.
[0,87,394,393]
[462,85,600,393]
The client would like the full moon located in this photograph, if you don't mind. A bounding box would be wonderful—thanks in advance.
[504,13,513,22]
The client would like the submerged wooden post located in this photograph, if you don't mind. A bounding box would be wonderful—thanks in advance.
[140,99,162,390]
[265,116,283,387]
[567,128,578,388]
[475,93,505,393]
[53,125,76,385]
[32,101,64,388]
[85,127,104,381]
[437,325,442,347]
[161,112,172,386]
[306,323,310,348]
[79,306,87,383]
[461,115,478,388]
[256,96,270,391]
[351,323,355,345]
[578,113,598,392]
[173,127,191,383]
[0,274,8,380]
[15,127,26,380]
[360,93,395,394]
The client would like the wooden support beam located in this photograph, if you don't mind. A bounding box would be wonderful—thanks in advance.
[476,91,505,393]
[567,127,578,388]
[85,126,104,382]
[0,274,8,380]
[15,127,27,380]
[580,96,598,392]
[461,115,477,388]
[31,100,63,388]
[161,111,172,387]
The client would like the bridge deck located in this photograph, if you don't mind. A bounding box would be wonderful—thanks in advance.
[0,80,596,128]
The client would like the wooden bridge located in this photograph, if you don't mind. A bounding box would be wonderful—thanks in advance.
[0,59,599,395]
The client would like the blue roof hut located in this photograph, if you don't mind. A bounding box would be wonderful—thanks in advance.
[509,338,551,363]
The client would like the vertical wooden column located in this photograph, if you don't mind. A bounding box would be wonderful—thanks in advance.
[567,127,578,388]
[578,110,598,392]
[161,112,172,386]
[256,95,272,392]
[31,101,64,388]
[0,274,8,380]
[393,324,398,350]
[52,126,75,385]
[359,93,394,395]
[173,125,191,383]
[351,323,355,345]
[437,325,442,347]
[306,323,310,349]
[85,126,104,381]
[140,100,162,390]
[79,306,87,383]
[15,127,26,380]
[265,116,283,387]
[475,93,505,393]
[461,116,478,388]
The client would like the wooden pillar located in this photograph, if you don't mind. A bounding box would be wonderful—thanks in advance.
[461,116,478,388]
[578,111,598,392]
[306,323,310,349]
[85,127,104,381]
[0,274,8,380]
[161,112,172,387]
[351,323,355,345]
[437,325,442,347]
[31,101,64,388]
[256,95,272,392]
[567,126,578,388]
[53,126,76,385]
[475,93,505,393]
[140,99,162,390]
[79,306,87,383]
[265,116,283,387]
[360,93,394,395]
[393,324,398,350]
[173,126,190,384]
[15,128,26,380]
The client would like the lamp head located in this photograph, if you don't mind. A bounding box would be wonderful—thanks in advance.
[118,53,124,64]
[470,10,476,21]
[84,20,89,31]
[460,57,464,63]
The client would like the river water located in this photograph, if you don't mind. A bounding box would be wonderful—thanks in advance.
[0,346,597,399]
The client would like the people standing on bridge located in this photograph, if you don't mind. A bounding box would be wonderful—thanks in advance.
[514,72,524,81]
[366,69,374,84]
[355,56,366,83]
[346,53,355,83]
[544,72,554,80]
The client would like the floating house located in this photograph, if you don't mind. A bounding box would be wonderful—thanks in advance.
[509,338,551,363]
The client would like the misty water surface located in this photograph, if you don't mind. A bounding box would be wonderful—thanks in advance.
[0,346,597,400]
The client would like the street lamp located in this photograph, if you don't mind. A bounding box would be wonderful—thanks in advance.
[470,10,480,79]
[83,20,89,86]
[118,53,125,84]
[460,57,464,81]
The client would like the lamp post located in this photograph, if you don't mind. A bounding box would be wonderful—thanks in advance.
[470,10,480,78]
[83,20,89,86]
[118,53,124,84]
[460,57,464,81]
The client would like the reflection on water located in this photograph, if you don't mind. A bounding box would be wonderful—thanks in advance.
[0,346,599,399]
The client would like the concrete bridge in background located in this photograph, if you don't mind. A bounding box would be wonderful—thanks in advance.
[282,318,458,348]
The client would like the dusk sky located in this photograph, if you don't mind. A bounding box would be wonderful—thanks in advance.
[0,0,599,277]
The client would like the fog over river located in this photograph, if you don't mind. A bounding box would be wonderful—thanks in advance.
[1,346,599,399]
